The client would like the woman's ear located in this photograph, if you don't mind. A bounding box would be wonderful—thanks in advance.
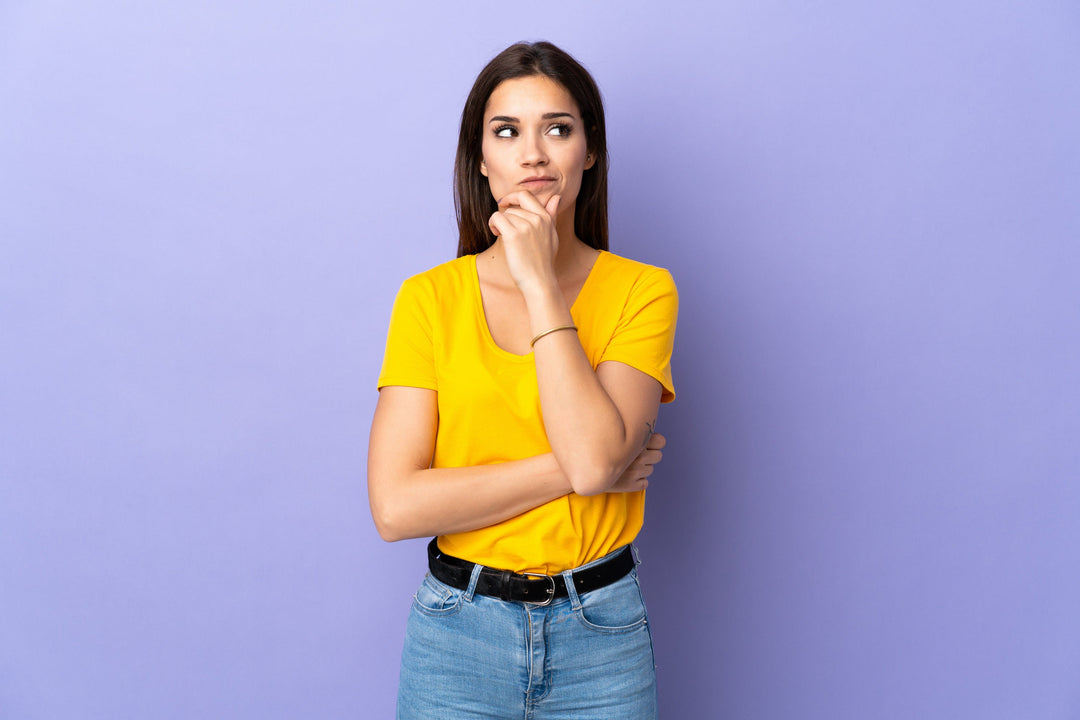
[480,159,488,177]
[584,152,595,170]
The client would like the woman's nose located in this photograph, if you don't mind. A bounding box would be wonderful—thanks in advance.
[519,132,548,166]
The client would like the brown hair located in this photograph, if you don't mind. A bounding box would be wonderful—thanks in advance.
[455,41,609,257]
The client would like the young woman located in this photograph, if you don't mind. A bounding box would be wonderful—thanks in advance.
[368,41,677,719]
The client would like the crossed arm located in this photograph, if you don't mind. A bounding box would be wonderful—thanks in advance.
[367,360,665,543]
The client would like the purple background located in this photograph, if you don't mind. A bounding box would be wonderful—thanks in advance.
[2,1,1079,717]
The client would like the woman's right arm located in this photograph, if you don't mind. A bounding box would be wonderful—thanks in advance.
[367,385,664,542]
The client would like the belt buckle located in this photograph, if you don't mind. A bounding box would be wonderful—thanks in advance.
[521,572,556,607]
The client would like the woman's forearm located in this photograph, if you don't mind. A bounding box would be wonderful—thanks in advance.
[524,282,654,496]
[369,451,570,542]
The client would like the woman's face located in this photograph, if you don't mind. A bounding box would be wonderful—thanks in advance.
[480,75,594,213]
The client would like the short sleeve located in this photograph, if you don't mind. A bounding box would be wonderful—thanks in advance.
[600,268,678,403]
[376,276,437,391]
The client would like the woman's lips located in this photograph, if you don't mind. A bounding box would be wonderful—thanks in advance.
[519,176,556,189]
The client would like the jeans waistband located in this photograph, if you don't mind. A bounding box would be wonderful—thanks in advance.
[426,539,635,606]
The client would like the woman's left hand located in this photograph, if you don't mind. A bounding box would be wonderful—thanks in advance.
[488,191,561,294]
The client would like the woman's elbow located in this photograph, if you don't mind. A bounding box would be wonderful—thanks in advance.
[374,521,408,543]
[566,463,621,497]
[558,428,640,496]
[371,503,408,542]
[368,479,413,542]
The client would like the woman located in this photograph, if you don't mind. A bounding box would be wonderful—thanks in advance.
[368,41,677,719]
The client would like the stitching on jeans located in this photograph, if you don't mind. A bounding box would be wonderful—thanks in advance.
[572,574,647,634]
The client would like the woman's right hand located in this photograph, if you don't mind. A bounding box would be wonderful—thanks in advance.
[606,432,666,493]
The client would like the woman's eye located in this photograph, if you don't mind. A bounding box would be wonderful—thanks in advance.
[494,125,516,138]
[549,124,573,137]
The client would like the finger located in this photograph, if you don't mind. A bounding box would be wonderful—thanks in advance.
[498,190,548,214]
[544,193,561,222]
[500,207,545,227]
[488,211,519,238]
[610,476,648,494]
[647,432,667,450]
[635,449,661,467]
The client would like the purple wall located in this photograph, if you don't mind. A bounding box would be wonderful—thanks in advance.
[2,1,1078,717]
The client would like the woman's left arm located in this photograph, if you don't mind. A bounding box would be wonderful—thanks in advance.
[490,191,668,496]
[529,290,663,497]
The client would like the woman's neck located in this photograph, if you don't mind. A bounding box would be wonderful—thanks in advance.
[480,235,594,282]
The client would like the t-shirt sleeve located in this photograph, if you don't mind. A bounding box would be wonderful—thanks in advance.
[377,276,438,391]
[600,267,678,403]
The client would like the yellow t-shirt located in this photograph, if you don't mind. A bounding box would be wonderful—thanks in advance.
[377,250,678,574]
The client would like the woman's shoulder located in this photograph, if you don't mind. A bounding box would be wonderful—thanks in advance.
[398,255,475,295]
[403,254,473,284]
[592,250,676,292]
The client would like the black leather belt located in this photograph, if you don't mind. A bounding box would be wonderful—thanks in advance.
[427,538,635,606]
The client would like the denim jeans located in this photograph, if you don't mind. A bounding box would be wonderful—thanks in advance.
[397,546,658,719]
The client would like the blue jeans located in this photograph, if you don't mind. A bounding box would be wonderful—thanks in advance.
[397,546,658,719]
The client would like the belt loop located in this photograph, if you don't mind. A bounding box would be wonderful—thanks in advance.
[561,568,582,610]
[497,570,512,602]
[462,563,483,602]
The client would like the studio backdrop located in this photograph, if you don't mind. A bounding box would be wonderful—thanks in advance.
[2,1,1078,718]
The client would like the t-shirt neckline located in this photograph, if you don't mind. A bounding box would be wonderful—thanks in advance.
[469,250,606,360]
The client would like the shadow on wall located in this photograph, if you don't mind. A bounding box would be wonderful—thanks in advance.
[611,119,750,714]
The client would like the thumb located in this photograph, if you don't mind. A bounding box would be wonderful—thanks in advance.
[545,194,561,222]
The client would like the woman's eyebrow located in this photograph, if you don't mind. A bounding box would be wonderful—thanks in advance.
[487,112,576,124]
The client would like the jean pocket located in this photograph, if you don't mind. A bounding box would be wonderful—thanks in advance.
[412,573,465,616]
[574,573,649,634]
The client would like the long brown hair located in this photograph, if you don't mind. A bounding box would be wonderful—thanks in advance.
[455,42,609,257]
